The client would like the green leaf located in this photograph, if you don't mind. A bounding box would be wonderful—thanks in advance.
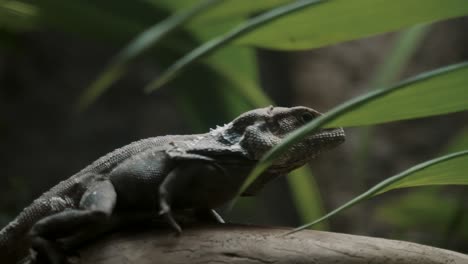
[144,0,325,92]
[77,0,223,110]
[236,0,468,50]
[151,0,289,26]
[192,0,289,25]
[186,0,291,39]
[237,62,468,200]
[286,150,468,234]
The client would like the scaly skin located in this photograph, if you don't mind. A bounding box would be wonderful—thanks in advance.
[0,106,345,264]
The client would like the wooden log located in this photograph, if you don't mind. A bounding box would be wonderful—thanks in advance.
[77,224,468,264]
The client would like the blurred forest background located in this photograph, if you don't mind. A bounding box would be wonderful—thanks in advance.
[1,0,467,255]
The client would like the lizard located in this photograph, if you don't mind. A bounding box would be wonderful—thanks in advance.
[0,106,345,264]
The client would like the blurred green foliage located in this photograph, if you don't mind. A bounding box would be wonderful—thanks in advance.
[236,0,468,49]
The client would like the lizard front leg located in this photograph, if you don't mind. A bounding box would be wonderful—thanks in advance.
[108,148,227,234]
[30,180,116,264]
[157,158,229,233]
[158,169,183,234]
[157,167,224,233]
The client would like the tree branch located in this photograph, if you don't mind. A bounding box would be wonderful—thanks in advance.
[76,224,468,264]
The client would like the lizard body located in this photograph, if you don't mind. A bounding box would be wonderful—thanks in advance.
[0,106,345,264]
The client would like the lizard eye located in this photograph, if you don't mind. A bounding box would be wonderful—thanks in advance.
[300,112,315,123]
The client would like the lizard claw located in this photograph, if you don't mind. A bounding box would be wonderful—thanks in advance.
[158,200,182,234]
[163,212,182,235]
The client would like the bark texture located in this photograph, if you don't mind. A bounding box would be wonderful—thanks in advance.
[78,224,468,264]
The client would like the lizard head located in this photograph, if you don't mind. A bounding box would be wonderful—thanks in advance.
[228,106,345,164]
[224,106,345,195]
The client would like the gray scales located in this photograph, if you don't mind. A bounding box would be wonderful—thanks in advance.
[0,106,345,264]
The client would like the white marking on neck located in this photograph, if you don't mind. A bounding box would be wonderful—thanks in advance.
[209,122,231,137]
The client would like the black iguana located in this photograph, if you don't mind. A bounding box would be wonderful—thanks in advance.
[0,106,345,264]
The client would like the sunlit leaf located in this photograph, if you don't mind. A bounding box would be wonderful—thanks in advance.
[237,0,468,50]
[144,0,468,92]
[152,0,289,26]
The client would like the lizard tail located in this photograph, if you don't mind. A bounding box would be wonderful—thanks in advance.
[0,203,50,263]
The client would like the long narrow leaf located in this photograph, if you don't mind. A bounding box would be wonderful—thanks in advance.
[76,0,224,110]
[152,0,290,27]
[237,0,468,50]
[144,0,325,93]
[235,62,468,203]
[285,150,468,234]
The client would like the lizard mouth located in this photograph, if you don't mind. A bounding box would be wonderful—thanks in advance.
[277,127,345,165]
[311,128,345,142]
[306,128,346,152]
